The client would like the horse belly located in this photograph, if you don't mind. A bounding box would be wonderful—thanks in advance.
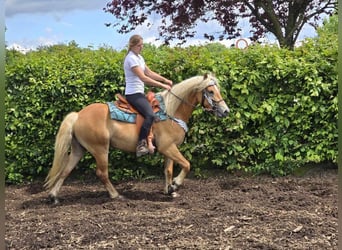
[108,121,138,152]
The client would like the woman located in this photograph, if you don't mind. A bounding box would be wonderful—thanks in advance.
[124,34,173,157]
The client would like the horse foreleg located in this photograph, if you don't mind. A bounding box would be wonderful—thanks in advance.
[94,152,120,199]
[162,144,191,196]
[173,166,189,187]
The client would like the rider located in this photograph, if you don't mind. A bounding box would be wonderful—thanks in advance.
[124,34,173,157]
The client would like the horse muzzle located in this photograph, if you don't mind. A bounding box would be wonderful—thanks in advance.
[215,102,230,118]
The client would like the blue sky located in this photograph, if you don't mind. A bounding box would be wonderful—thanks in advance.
[5,0,133,51]
[5,0,319,52]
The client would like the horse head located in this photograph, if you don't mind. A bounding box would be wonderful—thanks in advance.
[161,73,230,118]
[199,73,230,118]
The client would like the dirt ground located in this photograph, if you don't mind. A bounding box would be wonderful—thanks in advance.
[5,167,337,250]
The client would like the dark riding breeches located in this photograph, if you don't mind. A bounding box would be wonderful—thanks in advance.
[125,93,154,141]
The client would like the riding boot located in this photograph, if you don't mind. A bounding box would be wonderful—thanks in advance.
[136,139,149,157]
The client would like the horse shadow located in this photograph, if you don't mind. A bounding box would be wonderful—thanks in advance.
[120,189,174,202]
[20,188,173,209]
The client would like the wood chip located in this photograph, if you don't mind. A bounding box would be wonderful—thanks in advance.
[224,226,236,232]
[293,225,303,233]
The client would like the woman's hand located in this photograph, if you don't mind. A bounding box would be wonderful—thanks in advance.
[164,79,173,86]
[162,83,172,91]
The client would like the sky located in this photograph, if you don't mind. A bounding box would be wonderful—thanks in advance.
[5,0,320,52]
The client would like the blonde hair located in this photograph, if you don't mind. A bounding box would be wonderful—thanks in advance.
[128,34,143,51]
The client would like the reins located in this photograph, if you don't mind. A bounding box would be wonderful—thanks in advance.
[168,90,197,108]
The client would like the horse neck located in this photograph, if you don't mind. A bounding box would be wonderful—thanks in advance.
[173,92,198,123]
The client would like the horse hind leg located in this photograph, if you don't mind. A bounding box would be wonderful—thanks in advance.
[93,152,121,199]
[164,159,182,198]
[163,158,174,194]
[48,139,85,204]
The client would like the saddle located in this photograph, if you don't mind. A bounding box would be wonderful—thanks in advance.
[114,91,161,115]
[114,91,161,154]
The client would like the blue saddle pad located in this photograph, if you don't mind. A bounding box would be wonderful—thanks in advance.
[107,94,168,123]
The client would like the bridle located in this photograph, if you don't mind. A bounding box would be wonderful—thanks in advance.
[201,80,225,113]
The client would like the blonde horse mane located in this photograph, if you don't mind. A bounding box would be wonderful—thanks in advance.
[159,73,219,117]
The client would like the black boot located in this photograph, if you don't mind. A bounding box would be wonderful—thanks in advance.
[136,139,149,157]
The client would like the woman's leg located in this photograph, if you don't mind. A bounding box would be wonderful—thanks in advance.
[126,93,155,156]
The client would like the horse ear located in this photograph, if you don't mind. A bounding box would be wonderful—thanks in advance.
[203,73,209,79]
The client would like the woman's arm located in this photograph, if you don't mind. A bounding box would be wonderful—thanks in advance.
[131,66,171,90]
[145,65,173,86]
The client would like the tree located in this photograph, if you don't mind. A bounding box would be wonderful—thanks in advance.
[104,0,337,49]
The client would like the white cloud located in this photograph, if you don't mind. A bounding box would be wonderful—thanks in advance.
[5,0,107,17]
[7,36,60,53]
[7,43,35,53]
[6,26,62,52]
[37,35,60,47]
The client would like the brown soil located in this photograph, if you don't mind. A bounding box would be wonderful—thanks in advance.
[5,168,337,249]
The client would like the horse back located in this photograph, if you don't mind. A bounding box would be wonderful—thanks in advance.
[75,103,138,151]
[77,103,109,127]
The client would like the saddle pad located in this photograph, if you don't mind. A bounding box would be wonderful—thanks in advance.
[107,94,168,123]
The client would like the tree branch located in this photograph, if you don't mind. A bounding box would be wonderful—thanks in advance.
[244,0,284,43]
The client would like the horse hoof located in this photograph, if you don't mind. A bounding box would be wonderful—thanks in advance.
[48,195,59,205]
[171,192,180,198]
[167,183,179,195]
[117,195,127,200]
[110,193,126,200]
[167,185,174,195]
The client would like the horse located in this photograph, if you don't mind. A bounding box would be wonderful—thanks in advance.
[44,73,229,204]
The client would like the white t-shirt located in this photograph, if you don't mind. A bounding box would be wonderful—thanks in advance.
[124,51,146,95]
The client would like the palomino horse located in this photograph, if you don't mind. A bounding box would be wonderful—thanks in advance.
[45,73,229,203]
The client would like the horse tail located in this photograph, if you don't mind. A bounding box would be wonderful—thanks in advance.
[44,112,79,190]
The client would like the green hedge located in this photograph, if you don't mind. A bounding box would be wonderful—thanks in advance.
[5,35,337,183]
